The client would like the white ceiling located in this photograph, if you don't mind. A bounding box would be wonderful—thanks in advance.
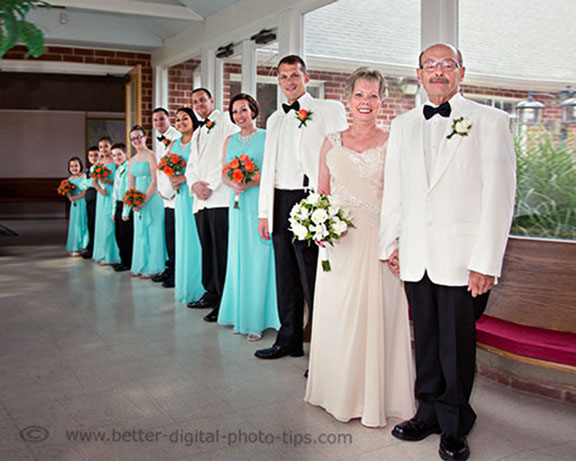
[28,0,240,51]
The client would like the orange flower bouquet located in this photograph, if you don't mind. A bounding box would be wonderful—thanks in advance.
[57,179,78,206]
[123,188,146,219]
[158,153,187,194]
[223,154,260,209]
[92,163,113,180]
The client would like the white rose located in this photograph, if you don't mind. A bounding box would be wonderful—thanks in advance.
[455,117,472,133]
[327,205,339,217]
[298,207,310,220]
[311,208,328,224]
[307,192,321,205]
[292,222,309,240]
[332,219,348,235]
[290,204,301,218]
[313,223,328,241]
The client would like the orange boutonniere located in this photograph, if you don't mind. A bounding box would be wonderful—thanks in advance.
[161,137,171,148]
[205,120,215,133]
[296,109,313,128]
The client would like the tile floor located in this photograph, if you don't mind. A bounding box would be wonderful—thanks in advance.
[1,219,575,460]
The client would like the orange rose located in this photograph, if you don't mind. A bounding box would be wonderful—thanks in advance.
[239,154,249,162]
[165,167,174,176]
[233,169,244,183]
[298,109,308,120]
[228,158,240,169]
[244,160,255,172]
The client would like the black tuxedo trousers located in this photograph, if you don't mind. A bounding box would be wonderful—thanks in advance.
[85,188,97,256]
[404,272,489,437]
[164,207,175,280]
[271,189,318,350]
[114,201,133,268]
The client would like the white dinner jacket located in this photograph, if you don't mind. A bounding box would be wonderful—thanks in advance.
[155,125,181,208]
[258,92,348,232]
[185,110,239,213]
[379,94,516,286]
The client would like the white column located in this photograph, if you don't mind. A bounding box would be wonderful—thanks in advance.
[420,0,458,50]
[201,48,216,94]
[241,39,257,97]
[277,9,303,60]
[214,58,225,111]
[153,65,169,110]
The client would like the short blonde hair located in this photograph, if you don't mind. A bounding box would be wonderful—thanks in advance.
[345,67,388,99]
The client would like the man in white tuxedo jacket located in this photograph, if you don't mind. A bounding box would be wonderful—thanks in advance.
[185,88,239,322]
[380,44,516,461]
[152,107,182,288]
[255,55,348,360]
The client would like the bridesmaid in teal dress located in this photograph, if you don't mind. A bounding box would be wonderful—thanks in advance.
[218,94,280,341]
[92,139,120,265]
[123,125,166,278]
[65,156,89,256]
[166,108,204,303]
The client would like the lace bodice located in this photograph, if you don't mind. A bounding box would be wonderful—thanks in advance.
[326,132,386,226]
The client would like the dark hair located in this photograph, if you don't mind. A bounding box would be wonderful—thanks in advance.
[68,156,83,174]
[228,93,260,122]
[130,125,146,136]
[111,143,127,152]
[192,87,213,99]
[98,136,112,144]
[277,55,307,74]
[175,107,200,131]
[152,107,170,116]
[418,43,463,67]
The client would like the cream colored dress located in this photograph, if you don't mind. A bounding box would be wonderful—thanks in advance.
[305,132,415,427]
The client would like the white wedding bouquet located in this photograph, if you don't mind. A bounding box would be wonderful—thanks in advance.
[288,192,354,271]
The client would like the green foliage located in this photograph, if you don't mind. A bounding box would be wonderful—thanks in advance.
[0,0,50,58]
[512,131,576,240]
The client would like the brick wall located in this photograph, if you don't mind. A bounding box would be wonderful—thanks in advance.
[167,59,200,115]
[4,45,153,135]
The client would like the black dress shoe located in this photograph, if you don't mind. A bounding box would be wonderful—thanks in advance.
[439,434,469,461]
[151,270,169,283]
[187,297,211,309]
[203,309,219,322]
[162,279,175,288]
[304,369,309,378]
[254,344,304,360]
[82,252,92,259]
[391,418,441,442]
[113,264,130,272]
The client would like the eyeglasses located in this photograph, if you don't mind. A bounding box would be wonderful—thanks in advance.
[420,59,460,72]
[130,135,145,141]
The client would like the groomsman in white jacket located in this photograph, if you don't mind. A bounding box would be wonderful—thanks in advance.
[185,88,239,322]
[256,55,347,360]
[380,43,516,461]
[152,107,181,288]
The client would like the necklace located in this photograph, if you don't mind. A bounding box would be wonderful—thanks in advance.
[238,130,257,146]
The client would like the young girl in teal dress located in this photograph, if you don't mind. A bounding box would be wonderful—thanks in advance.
[65,156,89,256]
[218,94,280,341]
[123,125,166,278]
[92,136,120,266]
[165,108,204,302]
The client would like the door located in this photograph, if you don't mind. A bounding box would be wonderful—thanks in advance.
[125,65,142,155]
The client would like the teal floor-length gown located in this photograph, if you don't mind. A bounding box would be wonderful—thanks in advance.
[126,161,166,275]
[172,140,204,303]
[65,176,89,253]
[93,163,120,264]
[218,130,280,335]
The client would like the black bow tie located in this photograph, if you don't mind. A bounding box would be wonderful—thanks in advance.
[157,135,166,142]
[198,118,211,127]
[282,100,300,114]
[423,101,451,120]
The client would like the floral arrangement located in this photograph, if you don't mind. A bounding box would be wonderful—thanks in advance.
[57,179,77,206]
[296,109,313,128]
[447,116,472,139]
[158,153,187,193]
[123,188,146,218]
[288,192,354,271]
[223,154,260,209]
[92,163,113,180]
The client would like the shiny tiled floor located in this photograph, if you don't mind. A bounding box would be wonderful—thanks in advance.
[1,219,575,460]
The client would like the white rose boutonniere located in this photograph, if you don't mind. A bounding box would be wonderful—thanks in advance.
[447,116,472,140]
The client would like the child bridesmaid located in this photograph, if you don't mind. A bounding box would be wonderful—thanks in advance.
[65,156,89,256]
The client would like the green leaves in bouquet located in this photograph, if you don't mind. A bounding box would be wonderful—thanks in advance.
[512,132,576,240]
[0,0,51,58]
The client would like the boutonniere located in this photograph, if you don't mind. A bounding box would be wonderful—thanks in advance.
[205,120,215,133]
[447,116,472,139]
[161,137,171,148]
[295,109,313,128]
